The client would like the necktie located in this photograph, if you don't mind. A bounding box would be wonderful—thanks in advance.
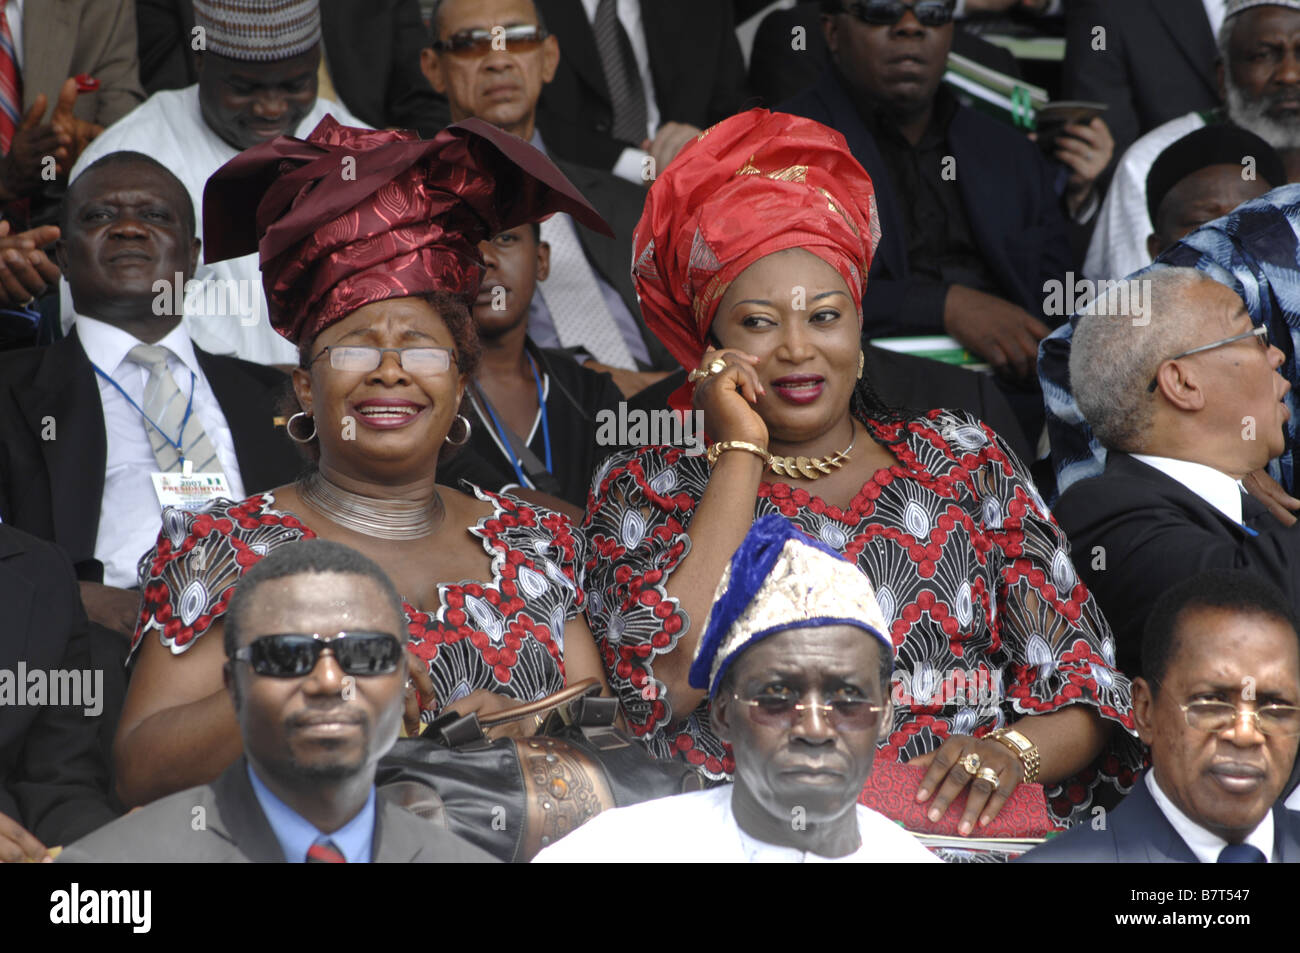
[593,0,648,146]
[538,215,637,369]
[0,0,21,154]
[305,836,346,863]
[127,344,225,474]
[1216,843,1267,863]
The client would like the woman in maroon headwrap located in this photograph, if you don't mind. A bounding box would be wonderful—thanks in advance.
[584,109,1142,832]
[114,117,614,807]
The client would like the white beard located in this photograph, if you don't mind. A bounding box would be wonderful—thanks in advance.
[1224,74,1300,151]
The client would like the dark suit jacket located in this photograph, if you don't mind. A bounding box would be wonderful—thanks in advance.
[0,526,122,847]
[23,0,144,127]
[0,329,303,582]
[1019,773,1300,862]
[136,0,451,136]
[58,758,498,862]
[1053,452,1300,678]
[1063,0,1220,164]
[535,0,750,171]
[549,154,675,371]
[781,68,1072,339]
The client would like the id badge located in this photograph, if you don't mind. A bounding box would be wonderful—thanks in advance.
[151,471,232,511]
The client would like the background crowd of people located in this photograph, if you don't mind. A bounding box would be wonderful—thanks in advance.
[1,0,1299,866]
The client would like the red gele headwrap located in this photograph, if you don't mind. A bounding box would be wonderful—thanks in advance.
[632,108,880,401]
[203,115,612,345]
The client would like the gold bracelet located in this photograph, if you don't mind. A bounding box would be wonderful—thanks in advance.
[989,727,1040,784]
[706,440,771,467]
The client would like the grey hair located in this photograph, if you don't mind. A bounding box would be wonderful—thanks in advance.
[1217,9,1239,62]
[1070,267,1221,451]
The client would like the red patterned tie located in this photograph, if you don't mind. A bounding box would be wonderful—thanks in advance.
[305,837,346,863]
[0,0,20,154]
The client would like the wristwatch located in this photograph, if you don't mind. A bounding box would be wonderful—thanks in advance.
[989,727,1040,784]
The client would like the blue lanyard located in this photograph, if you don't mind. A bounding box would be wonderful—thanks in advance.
[92,360,197,462]
[480,355,552,487]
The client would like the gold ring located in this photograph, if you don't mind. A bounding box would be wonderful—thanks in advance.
[960,752,982,776]
[688,357,728,383]
[976,766,1000,791]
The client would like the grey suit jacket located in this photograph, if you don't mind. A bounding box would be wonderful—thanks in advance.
[57,759,498,863]
[22,0,144,127]
[1018,773,1300,863]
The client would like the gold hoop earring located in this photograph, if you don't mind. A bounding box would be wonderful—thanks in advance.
[857,351,864,380]
[286,411,316,443]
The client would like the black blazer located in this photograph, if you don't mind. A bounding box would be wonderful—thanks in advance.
[1053,452,1300,678]
[549,154,675,371]
[58,757,498,862]
[0,525,121,847]
[136,0,451,136]
[0,329,303,582]
[781,68,1072,339]
[535,0,750,171]
[1018,773,1300,862]
[1062,0,1220,164]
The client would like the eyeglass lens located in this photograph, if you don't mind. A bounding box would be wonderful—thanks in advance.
[245,633,404,677]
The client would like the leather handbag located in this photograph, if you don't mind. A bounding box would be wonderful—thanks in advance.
[376,679,705,862]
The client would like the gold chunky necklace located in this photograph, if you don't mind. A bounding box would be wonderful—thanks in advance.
[767,427,857,481]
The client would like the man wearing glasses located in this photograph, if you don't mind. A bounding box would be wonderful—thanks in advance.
[1021,569,1300,862]
[534,516,939,862]
[59,539,494,862]
[1054,267,1297,678]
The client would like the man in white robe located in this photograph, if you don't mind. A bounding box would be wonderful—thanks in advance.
[534,515,940,864]
[60,0,366,366]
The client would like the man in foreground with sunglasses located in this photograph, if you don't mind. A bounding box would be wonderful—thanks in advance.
[1054,267,1298,678]
[534,516,938,862]
[59,538,494,862]
[1021,569,1300,862]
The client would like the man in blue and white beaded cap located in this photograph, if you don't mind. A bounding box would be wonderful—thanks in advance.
[534,515,938,863]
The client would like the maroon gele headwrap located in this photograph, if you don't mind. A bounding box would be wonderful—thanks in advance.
[203,115,612,345]
[632,109,880,407]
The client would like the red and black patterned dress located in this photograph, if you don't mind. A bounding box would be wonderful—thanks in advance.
[132,487,585,711]
[583,408,1143,827]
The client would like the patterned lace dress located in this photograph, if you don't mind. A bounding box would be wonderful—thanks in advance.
[132,486,586,710]
[583,408,1143,827]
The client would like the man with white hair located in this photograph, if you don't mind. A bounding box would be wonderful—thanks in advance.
[1084,0,1300,282]
[1053,266,1299,677]
[60,0,364,366]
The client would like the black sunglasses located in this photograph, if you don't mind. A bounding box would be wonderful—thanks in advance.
[843,0,956,27]
[232,631,405,678]
[432,24,549,58]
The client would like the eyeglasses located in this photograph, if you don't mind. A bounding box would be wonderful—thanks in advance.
[310,345,456,376]
[1146,325,1270,393]
[432,24,549,58]
[232,631,405,677]
[1179,700,1300,737]
[733,690,886,730]
[843,0,956,28]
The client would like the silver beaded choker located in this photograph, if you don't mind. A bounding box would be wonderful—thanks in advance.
[297,470,443,540]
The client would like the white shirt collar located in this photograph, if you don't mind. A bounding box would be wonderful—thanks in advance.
[74,313,202,379]
[1129,453,1244,525]
[1146,771,1274,863]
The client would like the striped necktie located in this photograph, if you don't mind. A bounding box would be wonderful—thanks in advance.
[305,836,346,863]
[0,0,21,154]
[538,215,637,369]
[593,0,648,146]
[127,344,226,475]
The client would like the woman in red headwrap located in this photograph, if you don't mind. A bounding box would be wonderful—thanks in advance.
[584,109,1142,832]
[114,117,614,807]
